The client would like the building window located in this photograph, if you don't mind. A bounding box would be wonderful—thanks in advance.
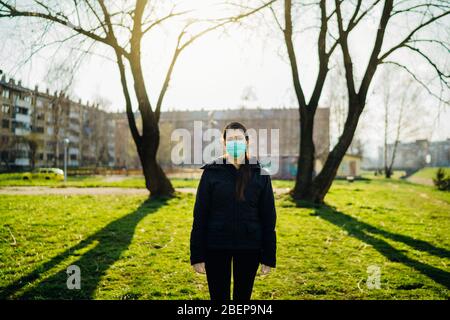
[15,106,28,115]
[15,150,28,158]
[2,89,9,99]
[2,119,9,128]
[70,154,77,160]
[12,121,29,130]
[2,104,9,114]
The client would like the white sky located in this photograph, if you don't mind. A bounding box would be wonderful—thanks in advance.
[0,0,449,158]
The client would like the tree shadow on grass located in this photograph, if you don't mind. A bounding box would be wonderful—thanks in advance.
[0,195,171,299]
[302,203,450,289]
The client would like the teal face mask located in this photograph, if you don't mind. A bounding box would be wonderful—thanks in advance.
[226,140,247,158]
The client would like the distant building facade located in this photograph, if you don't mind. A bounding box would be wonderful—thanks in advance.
[155,108,330,178]
[1,75,330,176]
[337,154,362,177]
[0,77,32,168]
[0,75,115,171]
[380,139,450,171]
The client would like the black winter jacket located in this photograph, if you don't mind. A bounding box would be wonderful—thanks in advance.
[190,156,277,268]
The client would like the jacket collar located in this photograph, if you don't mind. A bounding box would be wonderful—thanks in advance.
[200,155,262,170]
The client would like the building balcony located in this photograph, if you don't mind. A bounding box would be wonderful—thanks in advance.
[69,111,80,119]
[68,147,80,155]
[68,135,80,143]
[15,99,31,108]
[14,113,31,123]
[69,123,80,131]
[14,158,30,166]
[15,127,31,135]
[69,160,79,166]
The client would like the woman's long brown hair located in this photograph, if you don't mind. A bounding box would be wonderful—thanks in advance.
[223,122,251,201]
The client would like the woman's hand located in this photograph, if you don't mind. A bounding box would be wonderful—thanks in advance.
[261,264,271,275]
[193,262,206,274]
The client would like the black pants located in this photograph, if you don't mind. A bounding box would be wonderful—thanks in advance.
[205,248,261,300]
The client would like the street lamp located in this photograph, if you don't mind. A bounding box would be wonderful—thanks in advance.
[63,138,70,182]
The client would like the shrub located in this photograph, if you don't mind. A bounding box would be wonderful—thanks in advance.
[432,168,450,191]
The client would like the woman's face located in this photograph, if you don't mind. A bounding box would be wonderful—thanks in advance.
[224,128,248,161]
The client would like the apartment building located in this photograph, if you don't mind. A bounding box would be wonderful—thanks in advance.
[1,74,330,177]
[112,107,330,178]
[0,75,116,171]
[380,138,450,172]
[0,76,32,169]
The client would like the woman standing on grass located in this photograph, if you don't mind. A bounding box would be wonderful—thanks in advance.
[190,121,277,300]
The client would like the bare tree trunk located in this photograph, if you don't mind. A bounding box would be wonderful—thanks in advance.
[133,84,175,197]
[382,68,393,178]
[29,141,37,170]
[137,135,174,197]
[307,102,364,202]
[1,0,446,200]
[292,0,393,203]
[384,98,392,178]
[114,43,175,197]
[51,95,61,168]
[386,79,416,177]
[290,110,316,199]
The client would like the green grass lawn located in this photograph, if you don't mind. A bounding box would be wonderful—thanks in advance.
[407,167,450,186]
[410,167,450,179]
[0,173,293,189]
[361,170,407,180]
[0,173,196,189]
[0,178,448,299]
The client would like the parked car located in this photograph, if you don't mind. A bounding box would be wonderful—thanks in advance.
[22,168,65,181]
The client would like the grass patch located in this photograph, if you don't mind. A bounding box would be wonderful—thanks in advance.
[411,167,450,180]
[0,173,294,189]
[0,178,448,299]
[407,167,450,186]
[0,174,200,189]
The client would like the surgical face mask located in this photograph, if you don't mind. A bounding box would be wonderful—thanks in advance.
[226,140,247,158]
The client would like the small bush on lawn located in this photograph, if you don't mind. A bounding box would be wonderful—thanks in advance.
[432,168,450,191]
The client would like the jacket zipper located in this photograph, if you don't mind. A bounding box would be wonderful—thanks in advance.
[232,167,238,249]
[232,173,236,249]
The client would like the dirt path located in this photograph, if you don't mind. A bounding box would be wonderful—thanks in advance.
[407,177,434,186]
[0,186,290,195]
